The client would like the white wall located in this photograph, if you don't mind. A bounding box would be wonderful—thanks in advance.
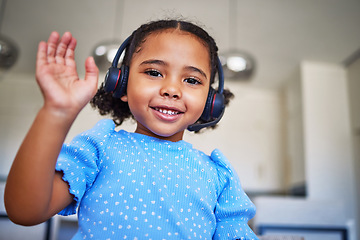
[0,73,103,177]
[301,61,355,205]
[301,61,357,239]
[185,81,286,192]
[254,61,358,239]
[282,68,305,188]
[346,57,360,239]
[0,74,42,177]
[0,73,286,193]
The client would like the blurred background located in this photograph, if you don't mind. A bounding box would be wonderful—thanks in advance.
[0,0,359,239]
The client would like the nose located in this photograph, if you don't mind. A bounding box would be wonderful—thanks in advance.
[160,79,182,99]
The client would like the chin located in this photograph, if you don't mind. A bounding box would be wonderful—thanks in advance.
[150,128,185,140]
[153,130,178,137]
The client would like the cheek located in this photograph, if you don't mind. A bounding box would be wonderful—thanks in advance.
[186,90,209,118]
[126,85,144,109]
[125,78,155,111]
[128,80,157,99]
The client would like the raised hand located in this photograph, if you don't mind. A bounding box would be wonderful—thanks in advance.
[5,32,99,226]
[36,31,99,118]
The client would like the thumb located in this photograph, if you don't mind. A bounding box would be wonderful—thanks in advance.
[84,56,99,84]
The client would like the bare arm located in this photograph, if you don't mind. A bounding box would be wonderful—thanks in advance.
[4,32,98,226]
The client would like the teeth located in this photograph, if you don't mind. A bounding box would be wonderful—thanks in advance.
[155,108,179,115]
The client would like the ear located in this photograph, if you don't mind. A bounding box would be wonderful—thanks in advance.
[120,95,128,102]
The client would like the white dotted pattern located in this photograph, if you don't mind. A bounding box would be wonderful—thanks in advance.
[56,119,258,240]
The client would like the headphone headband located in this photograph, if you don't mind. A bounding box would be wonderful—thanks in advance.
[216,57,224,94]
[112,36,131,68]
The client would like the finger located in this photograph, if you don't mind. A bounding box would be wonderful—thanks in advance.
[35,41,49,83]
[46,31,60,63]
[64,37,77,67]
[55,32,73,64]
[36,41,48,69]
[84,57,99,90]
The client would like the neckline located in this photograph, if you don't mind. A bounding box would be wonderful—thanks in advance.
[122,130,193,149]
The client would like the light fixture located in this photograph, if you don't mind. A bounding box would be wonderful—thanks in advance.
[220,50,255,79]
[92,0,124,72]
[92,40,123,71]
[0,0,19,71]
[219,0,255,80]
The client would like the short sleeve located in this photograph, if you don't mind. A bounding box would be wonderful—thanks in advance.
[211,149,259,240]
[55,120,113,215]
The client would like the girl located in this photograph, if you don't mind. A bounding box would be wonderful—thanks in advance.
[4,19,259,240]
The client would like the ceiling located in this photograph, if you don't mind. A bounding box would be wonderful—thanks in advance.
[2,0,360,89]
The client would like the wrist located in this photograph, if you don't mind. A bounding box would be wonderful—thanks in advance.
[39,104,79,126]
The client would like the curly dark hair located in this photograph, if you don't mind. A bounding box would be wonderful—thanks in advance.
[90,19,234,132]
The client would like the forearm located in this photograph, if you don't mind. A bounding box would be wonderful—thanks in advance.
[4,107,76,225]
[5,31,98,225]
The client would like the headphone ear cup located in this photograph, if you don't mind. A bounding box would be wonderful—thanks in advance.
[104,67,121,93]
[201,88,225,122]
[201,88,216,122]
[112,65,129,98]
[211,91,225,119]
[103,65,129,98]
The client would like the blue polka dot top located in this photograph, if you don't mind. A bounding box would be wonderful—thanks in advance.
[56,119,258,240]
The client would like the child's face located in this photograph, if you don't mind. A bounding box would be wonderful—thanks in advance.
[121,30,211,141]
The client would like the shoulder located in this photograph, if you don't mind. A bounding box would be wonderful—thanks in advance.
[74,119,129,141]
[208,149,244,189]
[209,149,234,175]
[84,119,116,136]
[190,148,234,175]
[62,119,130,158]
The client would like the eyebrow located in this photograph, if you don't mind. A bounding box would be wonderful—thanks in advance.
[185,66,208,79]
[140,59,167,66]
[140,59,208,79]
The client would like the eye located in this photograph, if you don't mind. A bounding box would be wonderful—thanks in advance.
[184,77,202,85]
[145,69,163,77]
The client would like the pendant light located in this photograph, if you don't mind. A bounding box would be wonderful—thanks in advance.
[220,0,255,80]
[92,0,124,72]
[0,0,19,72]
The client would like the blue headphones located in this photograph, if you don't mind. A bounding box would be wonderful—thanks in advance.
[103,36,225,132]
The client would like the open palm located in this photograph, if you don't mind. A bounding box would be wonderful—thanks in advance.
[36,32,98,117]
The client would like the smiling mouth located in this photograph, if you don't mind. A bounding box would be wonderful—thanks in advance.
[152,107,183,115]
